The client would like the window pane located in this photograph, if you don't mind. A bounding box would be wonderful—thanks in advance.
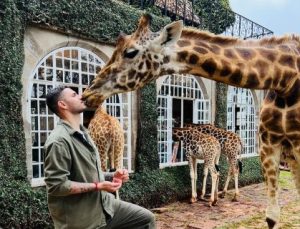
[31,84,37,98]
[72,72,79,84]
[31,116,38,130]
[72,61,78,70]
[33,164,39,178]
[40,117,47,130]
[31,101,38,114]
[32,148,39,162]
[88,64,94,73]
[32,132,39,146]
[38,85,46,98]
[57,70,63,82]
[56,58,62,68]
[64,59,70,69]
[40,101,46,115]
[48,116,54,129]
[82,74,88,85]
[65,71,71,83]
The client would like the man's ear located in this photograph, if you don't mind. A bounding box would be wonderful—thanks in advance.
[156,20,183,47]
[58,100,67,111]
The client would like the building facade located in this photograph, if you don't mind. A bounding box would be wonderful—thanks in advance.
[22,26,265,187]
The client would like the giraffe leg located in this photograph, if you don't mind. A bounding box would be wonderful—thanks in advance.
[193,158,198,201]
[209,166,219,206]
[260,144,281,229]
[213,150,221,204]
[111,129,124,200]
[287,147,300,195]
[220,168,231,199]
[189,157,198,203]
[232,162,240,202]
[200,164,208,201]
[227,158,240,202]
[97,140,109,172]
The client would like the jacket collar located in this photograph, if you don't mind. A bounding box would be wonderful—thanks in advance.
[58,119,88,136]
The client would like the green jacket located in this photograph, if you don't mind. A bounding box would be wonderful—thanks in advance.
[44,120,116,229]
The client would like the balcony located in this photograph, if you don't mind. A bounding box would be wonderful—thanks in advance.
[122,0,273,39]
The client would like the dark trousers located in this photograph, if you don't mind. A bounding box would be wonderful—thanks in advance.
[100,200,156,229]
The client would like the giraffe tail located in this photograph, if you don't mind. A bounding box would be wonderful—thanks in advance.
[237,137,244,174]
[215,164,220,172]
[238,160,243,174]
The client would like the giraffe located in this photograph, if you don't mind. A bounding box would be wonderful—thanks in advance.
[185,123,243,202]
[82,14,300,228]
[88,106,124,173]
[172,127,221,206]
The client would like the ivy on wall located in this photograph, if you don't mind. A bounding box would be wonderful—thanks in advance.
[215,82,228,129]
[0,0,263,227]
[23,0,170,43]
[0,0,26,179]
[193,0,235,34]
[135,83,160,172]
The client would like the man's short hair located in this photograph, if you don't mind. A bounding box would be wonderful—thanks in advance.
[46,86,67,116]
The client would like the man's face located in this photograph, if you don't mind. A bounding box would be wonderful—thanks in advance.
[59,88,87,114]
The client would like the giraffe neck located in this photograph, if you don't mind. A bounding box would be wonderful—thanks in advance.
[95,105,107,115]
[161,29,300,93]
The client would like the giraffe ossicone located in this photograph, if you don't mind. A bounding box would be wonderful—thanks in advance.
[82,14,300,229]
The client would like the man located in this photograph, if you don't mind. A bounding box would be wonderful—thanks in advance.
[44,86,156,229]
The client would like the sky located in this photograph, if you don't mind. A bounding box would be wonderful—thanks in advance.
[229,0,300,36]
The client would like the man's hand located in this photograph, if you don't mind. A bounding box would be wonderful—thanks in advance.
[96,181,122,192]
[113,169,129,183]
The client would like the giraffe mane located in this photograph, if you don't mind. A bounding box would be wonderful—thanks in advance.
[181,27,300,46]
[181,27,240,46]
[258,33,300,45]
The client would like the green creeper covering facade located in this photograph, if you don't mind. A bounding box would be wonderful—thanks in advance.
[0,0,263,227]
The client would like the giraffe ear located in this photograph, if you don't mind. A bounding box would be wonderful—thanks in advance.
[157,20,183,47]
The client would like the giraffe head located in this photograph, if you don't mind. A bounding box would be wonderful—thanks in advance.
[82,14,183,107]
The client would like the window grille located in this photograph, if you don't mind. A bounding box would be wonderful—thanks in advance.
[157,74,210,167]
[29,47,132,186]
[227,86,258,157]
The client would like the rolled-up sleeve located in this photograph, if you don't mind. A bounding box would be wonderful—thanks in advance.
[44,140,72,196]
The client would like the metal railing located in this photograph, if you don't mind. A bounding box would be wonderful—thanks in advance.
[123,0,273,39]
[223,11,273,39]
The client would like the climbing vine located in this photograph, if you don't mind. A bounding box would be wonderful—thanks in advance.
[0,0,262,227]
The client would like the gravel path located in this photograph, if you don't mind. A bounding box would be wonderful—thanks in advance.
[154,171,299,229]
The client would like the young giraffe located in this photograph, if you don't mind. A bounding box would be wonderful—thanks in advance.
[88,106,124,172]
[88,106,124,199]
[185,123,243,202]
[172,127,221,206]
[82,15,300,228]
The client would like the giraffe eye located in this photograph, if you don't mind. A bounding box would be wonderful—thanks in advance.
[123,49,139,59]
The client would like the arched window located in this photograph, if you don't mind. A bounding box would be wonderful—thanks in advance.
[157,74,210,167]
[227,86,258,157]
[29,47,131,186]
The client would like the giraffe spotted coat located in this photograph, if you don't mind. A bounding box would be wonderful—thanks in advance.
[82,15,300,229]
[172,127,221,206]
[185,123,243,201]
[88,106,124,172]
